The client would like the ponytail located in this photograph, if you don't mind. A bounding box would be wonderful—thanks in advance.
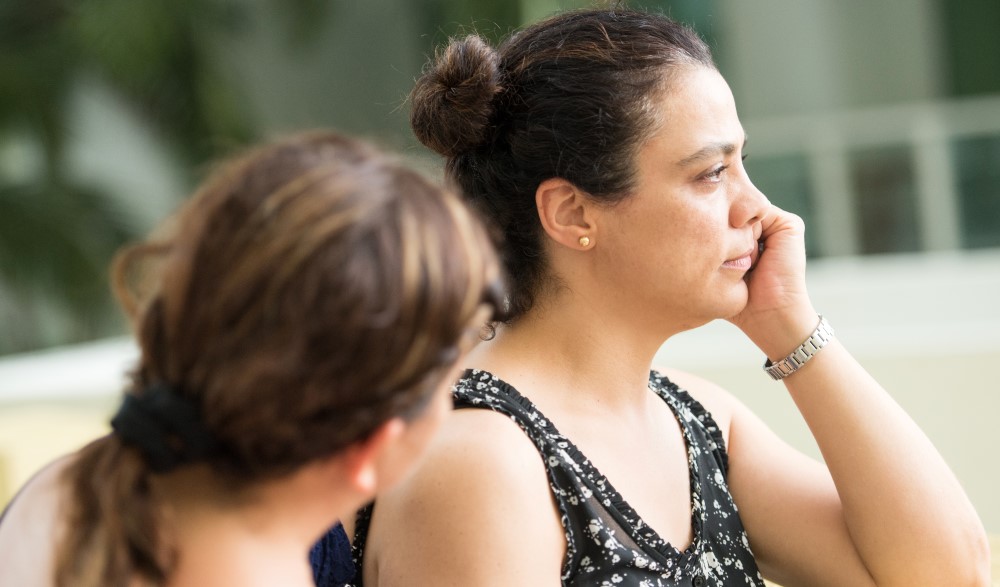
[54,437,171,587]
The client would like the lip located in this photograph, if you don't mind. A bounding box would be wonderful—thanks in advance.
[722,246,755,271]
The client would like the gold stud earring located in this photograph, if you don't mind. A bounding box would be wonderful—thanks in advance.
[578,236,591,248]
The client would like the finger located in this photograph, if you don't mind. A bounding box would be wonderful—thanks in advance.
[757,205,783,237]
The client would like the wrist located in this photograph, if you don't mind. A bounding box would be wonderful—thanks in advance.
[762,315,834,380]
[740,305,820,359]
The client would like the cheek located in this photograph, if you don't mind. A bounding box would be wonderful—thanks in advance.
[416,370,457,436]
[670,200,728,253]
[426,385,452,430]
[395,386,450,474]
[649,206,719,264]
[600,192,725,282]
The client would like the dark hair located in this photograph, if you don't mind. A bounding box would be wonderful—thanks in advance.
[410,8,714,319]
[54,130,500,586]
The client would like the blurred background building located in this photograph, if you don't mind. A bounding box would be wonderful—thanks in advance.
[1,0,997,542]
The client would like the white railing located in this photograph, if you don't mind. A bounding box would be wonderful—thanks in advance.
[744,93,1000,256]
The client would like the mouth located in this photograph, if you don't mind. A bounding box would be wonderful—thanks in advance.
[722,246,755,271]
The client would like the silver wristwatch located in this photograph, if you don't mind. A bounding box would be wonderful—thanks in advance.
[763,315,835,381]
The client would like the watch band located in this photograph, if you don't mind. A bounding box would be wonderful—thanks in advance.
[763,315,834,381]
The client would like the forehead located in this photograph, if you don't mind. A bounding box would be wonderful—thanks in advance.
[645,66,744,157]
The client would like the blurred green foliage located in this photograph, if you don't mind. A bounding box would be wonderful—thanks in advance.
[0,0,329,353]
[0,0,529,355]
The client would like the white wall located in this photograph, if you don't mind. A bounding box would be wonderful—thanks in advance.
[719,0,945,118]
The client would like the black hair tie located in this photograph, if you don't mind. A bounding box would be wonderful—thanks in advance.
[111,383,219,473]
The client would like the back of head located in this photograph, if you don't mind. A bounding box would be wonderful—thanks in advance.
[121,130,495,473]
[409,8,714,319]
[56,130,499,586]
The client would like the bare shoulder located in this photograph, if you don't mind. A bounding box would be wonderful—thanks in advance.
[366,407,564,586]
[0,454,74,586]
[386,405,553,507]
[654,366,751,442]
[377,407,553,529]
[425,404,549,470]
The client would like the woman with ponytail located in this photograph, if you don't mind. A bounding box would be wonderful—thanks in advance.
[0,130,502,586]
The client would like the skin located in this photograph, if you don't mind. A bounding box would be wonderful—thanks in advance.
[0,350,465,587]
[362,66,990,586]
[166,368,458,587]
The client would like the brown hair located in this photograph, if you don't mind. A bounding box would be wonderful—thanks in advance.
[410,8,714,320]
[53,130,500,586]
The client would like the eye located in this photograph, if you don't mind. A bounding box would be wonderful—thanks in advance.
[701,164,729,182]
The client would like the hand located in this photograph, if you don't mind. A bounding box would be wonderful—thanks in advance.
[728,205,818,358]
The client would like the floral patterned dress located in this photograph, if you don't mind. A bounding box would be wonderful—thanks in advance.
[348,369,766,587]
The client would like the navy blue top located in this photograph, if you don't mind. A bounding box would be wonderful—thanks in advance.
[310,522,355,587]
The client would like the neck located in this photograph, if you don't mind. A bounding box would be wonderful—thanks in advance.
[157,461,358,585]
[471,286,692,412]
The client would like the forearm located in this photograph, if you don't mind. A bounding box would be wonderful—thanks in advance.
[779,335,989,586]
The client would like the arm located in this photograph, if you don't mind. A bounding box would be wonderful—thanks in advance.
[740,336,988,587]
[363,408,565,586]
[726,207,990,586]
[665,370,874,586]
[0,457,70,587]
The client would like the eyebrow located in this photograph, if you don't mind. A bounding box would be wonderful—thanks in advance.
[676,133,749,168]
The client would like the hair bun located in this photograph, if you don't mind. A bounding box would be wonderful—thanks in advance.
[410,35,501,158]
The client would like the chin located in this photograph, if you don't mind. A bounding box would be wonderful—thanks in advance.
[713,287,750,320]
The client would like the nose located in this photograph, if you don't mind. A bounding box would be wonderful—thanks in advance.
[730,174,770,228]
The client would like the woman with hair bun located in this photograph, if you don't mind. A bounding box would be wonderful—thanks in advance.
[344,8,990,587]
[0,130,502,587]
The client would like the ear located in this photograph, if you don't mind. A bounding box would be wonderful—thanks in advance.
[535,178,595,250]
[337,418,405,497]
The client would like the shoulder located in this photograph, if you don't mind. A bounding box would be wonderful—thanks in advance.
[364,407,564,585]
[385,406,554,524]
[0,454,75,586]
[653,366,748,443]
[436,370,561,481]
